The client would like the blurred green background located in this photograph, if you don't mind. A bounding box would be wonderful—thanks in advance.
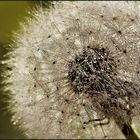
[0,1,51,139]
[0,1,31,43]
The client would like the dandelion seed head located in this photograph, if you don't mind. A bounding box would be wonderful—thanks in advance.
[5,1,140,139]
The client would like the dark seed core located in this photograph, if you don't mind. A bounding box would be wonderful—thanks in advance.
[67,46,140,127]
[68,47,117,93]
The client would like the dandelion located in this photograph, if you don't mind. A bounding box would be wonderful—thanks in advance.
[4,1,140,139]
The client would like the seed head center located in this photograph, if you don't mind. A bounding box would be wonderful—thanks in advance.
[68,46,117,94]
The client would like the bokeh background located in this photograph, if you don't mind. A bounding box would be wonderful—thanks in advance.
[0,1,51,139]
